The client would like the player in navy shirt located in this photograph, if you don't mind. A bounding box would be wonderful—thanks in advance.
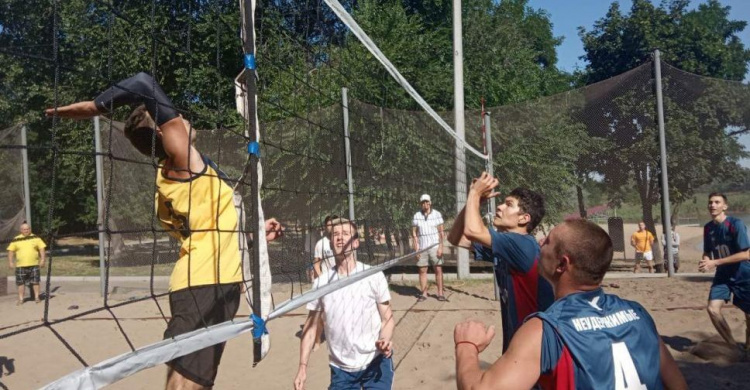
[454,219,687,390]
[697,192,750,351]
[448,172,553,351]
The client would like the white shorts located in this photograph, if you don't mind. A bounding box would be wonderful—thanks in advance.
[636,251,654,262]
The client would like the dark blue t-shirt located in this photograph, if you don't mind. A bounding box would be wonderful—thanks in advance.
[534,289,662,390]
[473,230,554,351]
[704,216,750,284]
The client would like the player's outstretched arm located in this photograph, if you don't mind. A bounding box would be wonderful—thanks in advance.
[448,206,473,249]
[455,318,541,390]
[659,339,688,390]
[463,172,499,248]
[44,101,102,120]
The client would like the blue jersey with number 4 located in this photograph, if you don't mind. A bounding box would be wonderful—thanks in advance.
[533,289,662,390]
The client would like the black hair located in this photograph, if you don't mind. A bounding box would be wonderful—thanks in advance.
[509,187,546,233]
[124,105,168,160]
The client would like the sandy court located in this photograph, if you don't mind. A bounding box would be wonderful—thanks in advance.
[2,275,750,389]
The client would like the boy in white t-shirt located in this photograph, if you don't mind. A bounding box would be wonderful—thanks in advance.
[295,218,395,390]
[313,215,338,278]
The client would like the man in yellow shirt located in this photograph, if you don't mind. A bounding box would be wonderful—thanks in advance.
[631,221,655,273]
[7,222,46,305]
[47,73,284,389]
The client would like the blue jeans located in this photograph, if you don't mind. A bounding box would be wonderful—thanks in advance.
[329,354,394,390]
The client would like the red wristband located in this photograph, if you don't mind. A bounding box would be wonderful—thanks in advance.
[455,341,480,353]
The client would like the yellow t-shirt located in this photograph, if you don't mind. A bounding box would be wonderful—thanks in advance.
[156,162,242,292]
[631,230,654,253]
[7,234,46,267]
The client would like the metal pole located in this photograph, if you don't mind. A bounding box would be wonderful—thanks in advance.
[484,112,499,301]
[20,125,32,225]
[342,87,355,222]
[654,50,674,277]
[484,113,495,217]
[454,0,469,279]
[94,117,107,296]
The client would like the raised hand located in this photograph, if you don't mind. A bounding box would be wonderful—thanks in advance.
[469,172,500,200]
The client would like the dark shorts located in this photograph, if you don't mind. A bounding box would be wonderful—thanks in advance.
[709,280,750,314]
[164,283,241,387]
[15,266,40,286]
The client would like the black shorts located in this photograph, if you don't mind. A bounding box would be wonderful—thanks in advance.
[15,266,40,286]
[164,283,241,387]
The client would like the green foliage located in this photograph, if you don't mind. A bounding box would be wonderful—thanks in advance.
[577,0,750,245]
[1,0,569,234]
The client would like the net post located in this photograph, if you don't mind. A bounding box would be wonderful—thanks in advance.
[654,49,674,277]
[93,116,107,296]
[484,112,495,222]
[240,0,266,364]
[483,112,499,300]
[21,124,31,225]
[342,87,355,222]
[453,0,469,279]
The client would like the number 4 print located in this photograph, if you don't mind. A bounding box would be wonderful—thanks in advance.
[612,342,647,390]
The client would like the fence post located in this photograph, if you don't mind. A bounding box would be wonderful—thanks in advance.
[654,50,674,277]
[21,125,31,225]
[483,112,500,300]
[342,87,355,222]
[94,117,107,296]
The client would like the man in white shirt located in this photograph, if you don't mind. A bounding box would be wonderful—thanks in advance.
[412,194,446,302]
[294,218,395,390]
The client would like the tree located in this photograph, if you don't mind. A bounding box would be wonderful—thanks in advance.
[578,0,750,261]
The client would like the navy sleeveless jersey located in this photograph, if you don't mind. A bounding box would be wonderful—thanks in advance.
[473,230,554,351]
[704,216,750,282]
[533,289,662,390]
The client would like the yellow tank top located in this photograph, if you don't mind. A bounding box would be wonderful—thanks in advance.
[156,161,242,291]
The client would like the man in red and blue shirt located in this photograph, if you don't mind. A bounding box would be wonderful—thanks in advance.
[448,172,553,351]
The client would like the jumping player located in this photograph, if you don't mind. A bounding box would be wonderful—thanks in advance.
[448,172,553,351]
[454,219,687,390]
[46,72,283,390]
[698,192,750,351]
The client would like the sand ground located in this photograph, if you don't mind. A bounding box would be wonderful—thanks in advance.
[2,273,750,389]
